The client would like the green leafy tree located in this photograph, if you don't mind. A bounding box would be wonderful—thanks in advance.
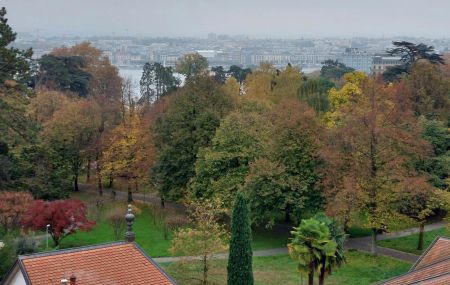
[36,55,91,96]
[170,199,228,285]
[245,100,323,226]
[227,192,253,285]
[228,65,252,85]
[0,7,32,84]
[288,218,337,285]
[416,118,449,189]
[320,60,354,80]
[175,53,208,80]
[153,77,233,200]
[383,41,445,81]
[313,213,347,282]
[298,77,334,113]
[139,62,179,104]
[189,104,269,206]
[211,66,227,84]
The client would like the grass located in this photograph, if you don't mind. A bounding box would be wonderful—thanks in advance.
[162,251,411,285]
[378,227,449,255]
[61,204,174,257]
[54,192,293,257]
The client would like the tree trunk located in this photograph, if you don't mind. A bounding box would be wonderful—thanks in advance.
[161,197,165,209]
[97,164,103,196]
[371,228,378,255]
[86,158,91,182]
[127,176,133,203]
[319,260,326,285]
[202,255,208,285]
[73,174,79,192]
[284,206,291,223]
[308,262,314,285]
[418,222,425,250]
[108,173,113,188]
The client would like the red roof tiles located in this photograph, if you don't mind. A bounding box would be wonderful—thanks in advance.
[18,242,175,285]
[382,237,450,285]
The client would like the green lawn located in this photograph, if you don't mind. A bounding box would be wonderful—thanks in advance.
[61,204,174,257]
[162,251,411,285]
[378,227,449,255]
[56,197,292,257]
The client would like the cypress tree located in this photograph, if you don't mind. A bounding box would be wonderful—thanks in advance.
[227,192,254,285]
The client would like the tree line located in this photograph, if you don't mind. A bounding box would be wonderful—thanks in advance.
[1,5,450,275]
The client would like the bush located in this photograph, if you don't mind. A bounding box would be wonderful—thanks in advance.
[106,207,127,240]
[15,236,37,255]
[0,236,16,280]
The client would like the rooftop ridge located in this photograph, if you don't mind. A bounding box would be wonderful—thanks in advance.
[18,241,128,260]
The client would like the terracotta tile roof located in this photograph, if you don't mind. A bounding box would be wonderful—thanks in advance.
[411,237,450,270]
[381,258,450,285]
[381,237,450,285]
[17,242,176,285]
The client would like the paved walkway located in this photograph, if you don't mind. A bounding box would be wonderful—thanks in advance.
[78,183,447,263]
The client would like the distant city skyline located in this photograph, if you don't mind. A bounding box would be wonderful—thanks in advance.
[4,0,450,38]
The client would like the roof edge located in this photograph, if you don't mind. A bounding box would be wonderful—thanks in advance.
[19,241,127,260]
[379,256,450,284]
[410,236,450,271]
[132,242,178,285]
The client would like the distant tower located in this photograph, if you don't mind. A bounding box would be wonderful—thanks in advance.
[125,204,135,242]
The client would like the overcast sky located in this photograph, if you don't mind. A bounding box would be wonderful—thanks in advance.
[3,0,450,38]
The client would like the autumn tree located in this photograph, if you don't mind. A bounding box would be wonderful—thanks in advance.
[170,198,228,285]
[404,62,450,123]
[323,78,431,255]
[244,63,303,105]
[21,199,95,246]
[42,97,101,191]
[50,43,122,196]
[153,77,233,201]
[175,53,208,80]
[102,111,155,202]
[0,191,33,234]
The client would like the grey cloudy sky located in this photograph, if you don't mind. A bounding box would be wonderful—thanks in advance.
[3,0,450,38]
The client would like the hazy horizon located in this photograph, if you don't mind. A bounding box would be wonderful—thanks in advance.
[4,0,450,39]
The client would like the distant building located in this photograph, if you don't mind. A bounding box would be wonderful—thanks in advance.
[339,48,373,73]
[371,55,402,75]
[381,236,450,284]
[251,53,292,67]
[197,50,217,59]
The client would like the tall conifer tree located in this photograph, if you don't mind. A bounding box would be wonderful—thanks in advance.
[227,192,253,285]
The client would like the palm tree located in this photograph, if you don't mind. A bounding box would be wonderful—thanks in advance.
[314,214,347,284]
[288,218,339,285]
